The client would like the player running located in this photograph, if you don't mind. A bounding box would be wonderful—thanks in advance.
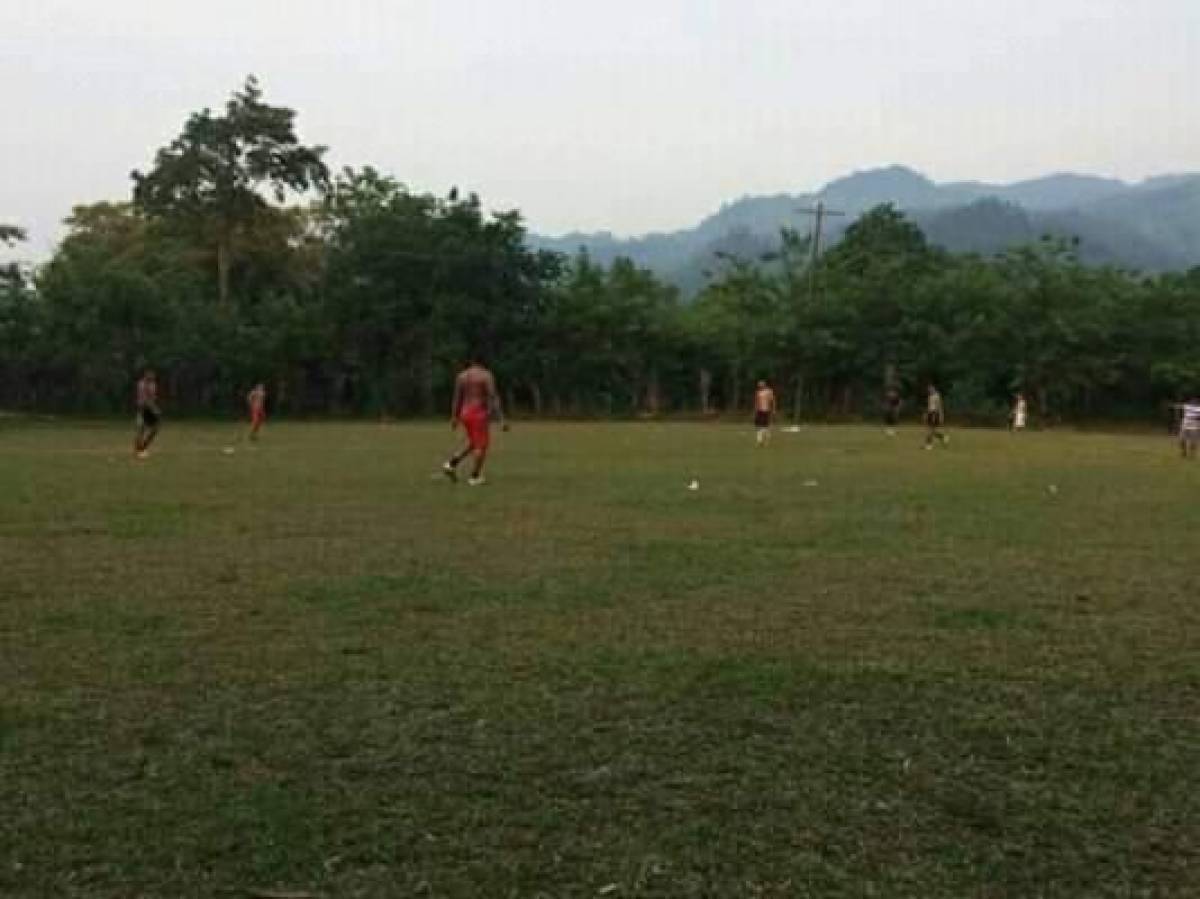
[754,380,776,446]
[924,383,948,449]
[246,383,267,442]
[1175,397,1199,459]
[1011,392,1028,432]
[443,356,507,486]
[133,368,161,460]
[883,386,901,436]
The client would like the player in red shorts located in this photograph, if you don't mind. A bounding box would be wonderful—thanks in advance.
[443,355,507,486]
[246,383,267,442]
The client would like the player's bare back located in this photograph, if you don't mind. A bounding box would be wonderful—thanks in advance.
[455,366,495,412]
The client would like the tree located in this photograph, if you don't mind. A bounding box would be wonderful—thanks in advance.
[132,76,328,308]
[821,204,943,407]
[1,224,27,246]
[34,204,205,410]
[318,168,560,415]
[0,223,39,408]
[690,253,785,412]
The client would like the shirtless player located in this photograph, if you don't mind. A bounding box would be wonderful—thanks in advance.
[753,380,776,446]
[246,383,267,442]
[443,356,507,485]
[133,368,161,460]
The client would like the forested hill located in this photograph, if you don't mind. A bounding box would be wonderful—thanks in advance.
[530,166,1200,293]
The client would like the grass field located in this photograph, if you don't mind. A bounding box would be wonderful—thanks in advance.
[1,420,1197,898]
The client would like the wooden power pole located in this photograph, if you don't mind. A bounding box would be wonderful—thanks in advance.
[789,200,846,424]
[797,200,845,303]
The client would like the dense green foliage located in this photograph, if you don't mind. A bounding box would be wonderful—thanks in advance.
[2,83,1198,420]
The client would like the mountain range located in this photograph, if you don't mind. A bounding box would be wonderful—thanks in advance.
[530,166,1200,295]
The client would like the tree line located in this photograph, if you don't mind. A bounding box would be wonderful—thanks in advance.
[2,78,1198,423]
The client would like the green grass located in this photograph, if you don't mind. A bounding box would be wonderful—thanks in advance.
[1,421,1197,898]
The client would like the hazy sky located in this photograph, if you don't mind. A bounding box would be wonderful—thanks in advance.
[3,0,1197,256]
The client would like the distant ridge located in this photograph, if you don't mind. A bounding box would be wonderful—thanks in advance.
[530,166,1200,292]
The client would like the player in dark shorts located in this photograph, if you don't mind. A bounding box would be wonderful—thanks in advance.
[133,368,161,459]
[883,386,901,436]
[753,380,776,446]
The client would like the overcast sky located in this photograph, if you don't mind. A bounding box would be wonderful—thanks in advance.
[3,0,1197,256]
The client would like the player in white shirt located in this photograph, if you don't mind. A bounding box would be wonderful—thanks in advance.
[924,384,948,449]
[1176,398,1200,459]
[1010,392,1028,432]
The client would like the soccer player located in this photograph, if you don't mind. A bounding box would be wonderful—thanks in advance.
[1176,396,1200,459]
[246,383,267,442]
[133,368,161,460]
[443,355,507,486]
[924,383,948,449]
[883,386,901,436]
[1011,392,1028,432]
[753,380,776,446]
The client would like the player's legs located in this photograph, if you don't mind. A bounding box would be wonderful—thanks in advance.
[134,411,158,457]
[135,427,156,459]
[924,414,946,448]
[446,408,491,483]
[466,414,491,484]
[443,440,470,481]
[754,411,770,446]
[468,445,489,484]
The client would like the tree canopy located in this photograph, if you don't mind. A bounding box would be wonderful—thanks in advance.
[132,76,329,308]
[2,80,1198,421]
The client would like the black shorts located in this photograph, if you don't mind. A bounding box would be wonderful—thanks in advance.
[138,407,160,428]
[925,411,942,428]
[754,410,771,429]
[885,407,899,426]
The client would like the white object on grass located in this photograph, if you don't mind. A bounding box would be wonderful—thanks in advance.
[803,479,819,488]
[782,425,802,433]
[221,446,235,455]
[687,479,699,491]
[1047,484,1058,495]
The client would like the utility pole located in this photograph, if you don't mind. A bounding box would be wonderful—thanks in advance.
[790,200,845,425]
[796,200,845,304]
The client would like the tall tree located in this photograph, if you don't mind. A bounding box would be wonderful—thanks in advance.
[131,76,328,308]
[0,223,27,288]
[0,223,37,408]
[0,224,27,246]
